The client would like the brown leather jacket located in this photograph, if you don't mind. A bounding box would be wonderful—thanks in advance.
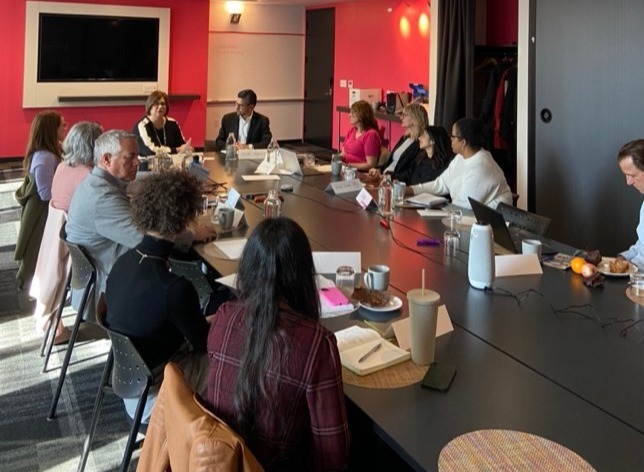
[137,363,263,472]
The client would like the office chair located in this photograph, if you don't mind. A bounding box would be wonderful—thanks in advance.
[78,296,156,472]
[497,202,552,236]
[169,258,214,314]
[47,224,97,420]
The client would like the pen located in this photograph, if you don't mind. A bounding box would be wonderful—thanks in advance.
[417,237,441,246]
[358,342,382,363]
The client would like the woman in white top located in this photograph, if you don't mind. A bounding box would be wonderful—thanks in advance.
[409,117,512,209]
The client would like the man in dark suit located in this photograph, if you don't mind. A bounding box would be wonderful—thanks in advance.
[214,89,272,151]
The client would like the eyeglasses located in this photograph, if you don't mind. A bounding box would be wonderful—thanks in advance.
[235,101,249,109]
[153,102,167,108]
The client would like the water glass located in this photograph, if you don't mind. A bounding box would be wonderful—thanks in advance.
[201,194,209,215]
[343,166,357,181]
[335,266,356,298]
[393,180,406,208]
[444,230,460,256]
[304,153,316,168]
[629,272,644,296]
[448,209,462,231]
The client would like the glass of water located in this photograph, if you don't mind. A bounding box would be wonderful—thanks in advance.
[443,230,460,256]
[448,209,463,232]
[335,266,356,298]
[393,180,406,208]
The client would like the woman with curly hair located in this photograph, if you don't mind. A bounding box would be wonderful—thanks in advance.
[206,217,350,471]
[342,99,382,171]
[14,110,67,289]
[105,169,212,425]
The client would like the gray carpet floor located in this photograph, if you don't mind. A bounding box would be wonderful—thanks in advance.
[0,162,138,471]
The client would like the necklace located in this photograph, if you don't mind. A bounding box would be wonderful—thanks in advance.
[135,249,168,265]
[152,121,166,146]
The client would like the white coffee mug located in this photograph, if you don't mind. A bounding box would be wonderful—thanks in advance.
[522,239,542,257]
[363,264,390,291]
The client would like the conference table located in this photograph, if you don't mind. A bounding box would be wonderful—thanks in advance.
[194,153,644,471]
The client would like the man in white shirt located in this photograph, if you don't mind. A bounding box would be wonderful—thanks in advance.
[214,89,272,151]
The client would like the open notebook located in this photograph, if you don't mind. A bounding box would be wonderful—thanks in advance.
[335,326,410,376]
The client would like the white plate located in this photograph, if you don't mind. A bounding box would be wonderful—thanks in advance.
[441,215,477,230]
[596,257,638,277]
[359,296,403,312]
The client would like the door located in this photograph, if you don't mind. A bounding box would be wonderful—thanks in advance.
[532,0,644,254]
[303,8,335,149]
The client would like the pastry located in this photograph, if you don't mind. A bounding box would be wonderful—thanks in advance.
[609,258,630,274]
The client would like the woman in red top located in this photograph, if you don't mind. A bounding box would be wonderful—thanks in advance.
[206,218,350,471]
[342,100,382,171]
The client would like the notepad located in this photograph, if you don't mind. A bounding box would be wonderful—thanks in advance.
[405,193,448,208]
[335,326,410,376]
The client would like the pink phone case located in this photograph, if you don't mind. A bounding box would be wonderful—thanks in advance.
[319,287,349,306]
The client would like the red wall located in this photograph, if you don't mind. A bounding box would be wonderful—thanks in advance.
[0,0,209,160]
[486,0,518,45]
[327,0,431,150]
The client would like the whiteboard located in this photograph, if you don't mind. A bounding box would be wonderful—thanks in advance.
[208,32,305,102]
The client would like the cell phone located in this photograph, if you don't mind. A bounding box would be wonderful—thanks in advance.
[421,362,456,391]
[280,184,294,192]
[319,287,349,306]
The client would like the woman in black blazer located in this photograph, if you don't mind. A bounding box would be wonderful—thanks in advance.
[408,125,454,185]
[368,103,429,184]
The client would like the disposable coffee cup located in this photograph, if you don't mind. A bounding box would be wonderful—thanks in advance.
[522,239,542,257]
[363,264,390,291]
[218,207,235,229]
[407,289,440,365]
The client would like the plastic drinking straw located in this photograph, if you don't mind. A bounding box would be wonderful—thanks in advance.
[422,269,425,295]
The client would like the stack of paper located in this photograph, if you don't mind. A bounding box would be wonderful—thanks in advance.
[405,193,448,208]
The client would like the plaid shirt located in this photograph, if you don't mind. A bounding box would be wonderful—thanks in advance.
[206,301,350,471]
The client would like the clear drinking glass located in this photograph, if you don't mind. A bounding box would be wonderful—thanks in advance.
[393,180,406,208]
[335,266,356,298]
[443,230,460,256]
[448,209,463,231]
[304,153,316,168]
[343,166,357,181]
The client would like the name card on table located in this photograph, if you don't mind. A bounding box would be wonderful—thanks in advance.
[495,254,543,277]
[254,159,275,175]
[237,149,267,160]
[312,251,361,275]
[379,305,454,351]
[356,188,374,209]
[325,179,363,195]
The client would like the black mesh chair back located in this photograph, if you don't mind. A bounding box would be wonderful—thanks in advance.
[47,223,98,420]
[169,258,213,313]
[78,296,155,472]
[497,202,552,237]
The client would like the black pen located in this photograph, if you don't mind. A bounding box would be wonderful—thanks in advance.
[358,342,382,363]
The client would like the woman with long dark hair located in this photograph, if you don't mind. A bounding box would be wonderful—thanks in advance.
[206,218,350,471]
[14,110,66,289]
[410,125,454,185]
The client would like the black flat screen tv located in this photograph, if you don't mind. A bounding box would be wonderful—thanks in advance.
[38,13,160,82]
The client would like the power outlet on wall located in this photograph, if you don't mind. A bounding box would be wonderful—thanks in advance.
[340,80,347,88]
[347,80,354,88]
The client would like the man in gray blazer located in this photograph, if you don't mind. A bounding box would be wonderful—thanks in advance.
[66,130,215,303]
[214,89,272,151]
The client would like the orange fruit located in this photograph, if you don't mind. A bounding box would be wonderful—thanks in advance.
[570,257,586,274]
